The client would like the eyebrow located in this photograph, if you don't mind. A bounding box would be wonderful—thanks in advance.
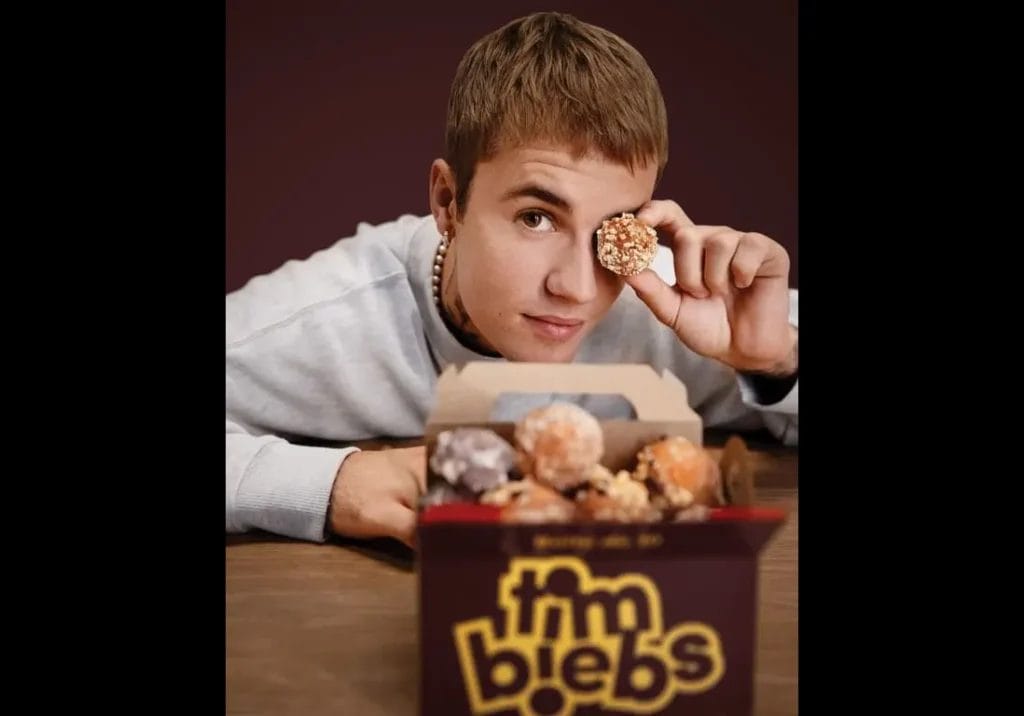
[501,183,571,211]
[501,182,644,223]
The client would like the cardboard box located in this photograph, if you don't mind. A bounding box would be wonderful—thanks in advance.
[417,362,787,716]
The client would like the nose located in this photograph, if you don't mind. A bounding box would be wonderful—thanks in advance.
[545,237,599,304]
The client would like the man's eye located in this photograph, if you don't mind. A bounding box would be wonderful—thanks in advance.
[520,211,553,231]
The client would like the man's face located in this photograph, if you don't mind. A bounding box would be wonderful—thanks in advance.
[450,143,659,362]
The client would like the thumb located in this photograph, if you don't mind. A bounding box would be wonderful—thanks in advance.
[377,501,418,549]
[625,269,682,330]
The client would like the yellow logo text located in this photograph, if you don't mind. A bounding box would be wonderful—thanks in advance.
[453,557,725,715]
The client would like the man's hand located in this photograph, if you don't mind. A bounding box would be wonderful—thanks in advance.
[625,200,797,376]
[327,446,426,548]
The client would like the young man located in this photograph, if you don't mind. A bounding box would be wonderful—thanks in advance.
[226,12,798,549]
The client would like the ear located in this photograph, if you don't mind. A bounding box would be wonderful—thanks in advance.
[428,159,459,236]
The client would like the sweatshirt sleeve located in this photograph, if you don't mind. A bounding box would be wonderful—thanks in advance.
[670,288,798,448]
[224,215,429,543]
[226,418,360,542]
[731,287,798,445]
[736,287,799,417]
[642,247,798,446]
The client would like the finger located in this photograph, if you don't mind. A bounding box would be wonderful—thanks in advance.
[400,446,428,493]
[673,231,709,298]
[730,233,771,288]
[394,472,424,510]
[635,199,695,235]
[385,447,426,504]
[624,268,683,330]
[635,202,723,298]
[703,231,740,295]
[378,501,418,548]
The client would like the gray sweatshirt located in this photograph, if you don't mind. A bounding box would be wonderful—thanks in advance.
[226,214,798,542]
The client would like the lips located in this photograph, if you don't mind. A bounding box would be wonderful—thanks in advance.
[523,314,585,342]
[528,315,584,327]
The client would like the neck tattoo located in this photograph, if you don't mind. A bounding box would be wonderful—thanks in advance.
[432,229,500,358]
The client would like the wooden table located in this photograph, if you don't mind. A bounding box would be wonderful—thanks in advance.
[226,440,797,715]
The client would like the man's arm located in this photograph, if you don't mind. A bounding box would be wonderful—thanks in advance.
[226,417,426,547]
[225,215,434,544]
[737,327,797,408]
[675,289,798,446]
[622,201,798,444]
[735,289,798,423]
[226,418,359,542]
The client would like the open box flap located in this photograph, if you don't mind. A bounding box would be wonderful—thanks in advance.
[428,362,699,423]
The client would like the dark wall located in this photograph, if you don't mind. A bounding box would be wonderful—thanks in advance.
[226,0,797,293]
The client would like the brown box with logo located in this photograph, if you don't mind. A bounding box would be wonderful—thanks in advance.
[416,362,788,716]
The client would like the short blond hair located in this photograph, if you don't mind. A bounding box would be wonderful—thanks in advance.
[445,12,669,214]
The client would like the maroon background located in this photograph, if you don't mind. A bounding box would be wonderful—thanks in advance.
[226,0,797,294]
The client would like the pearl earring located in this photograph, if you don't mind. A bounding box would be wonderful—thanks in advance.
[432,230,449,307]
